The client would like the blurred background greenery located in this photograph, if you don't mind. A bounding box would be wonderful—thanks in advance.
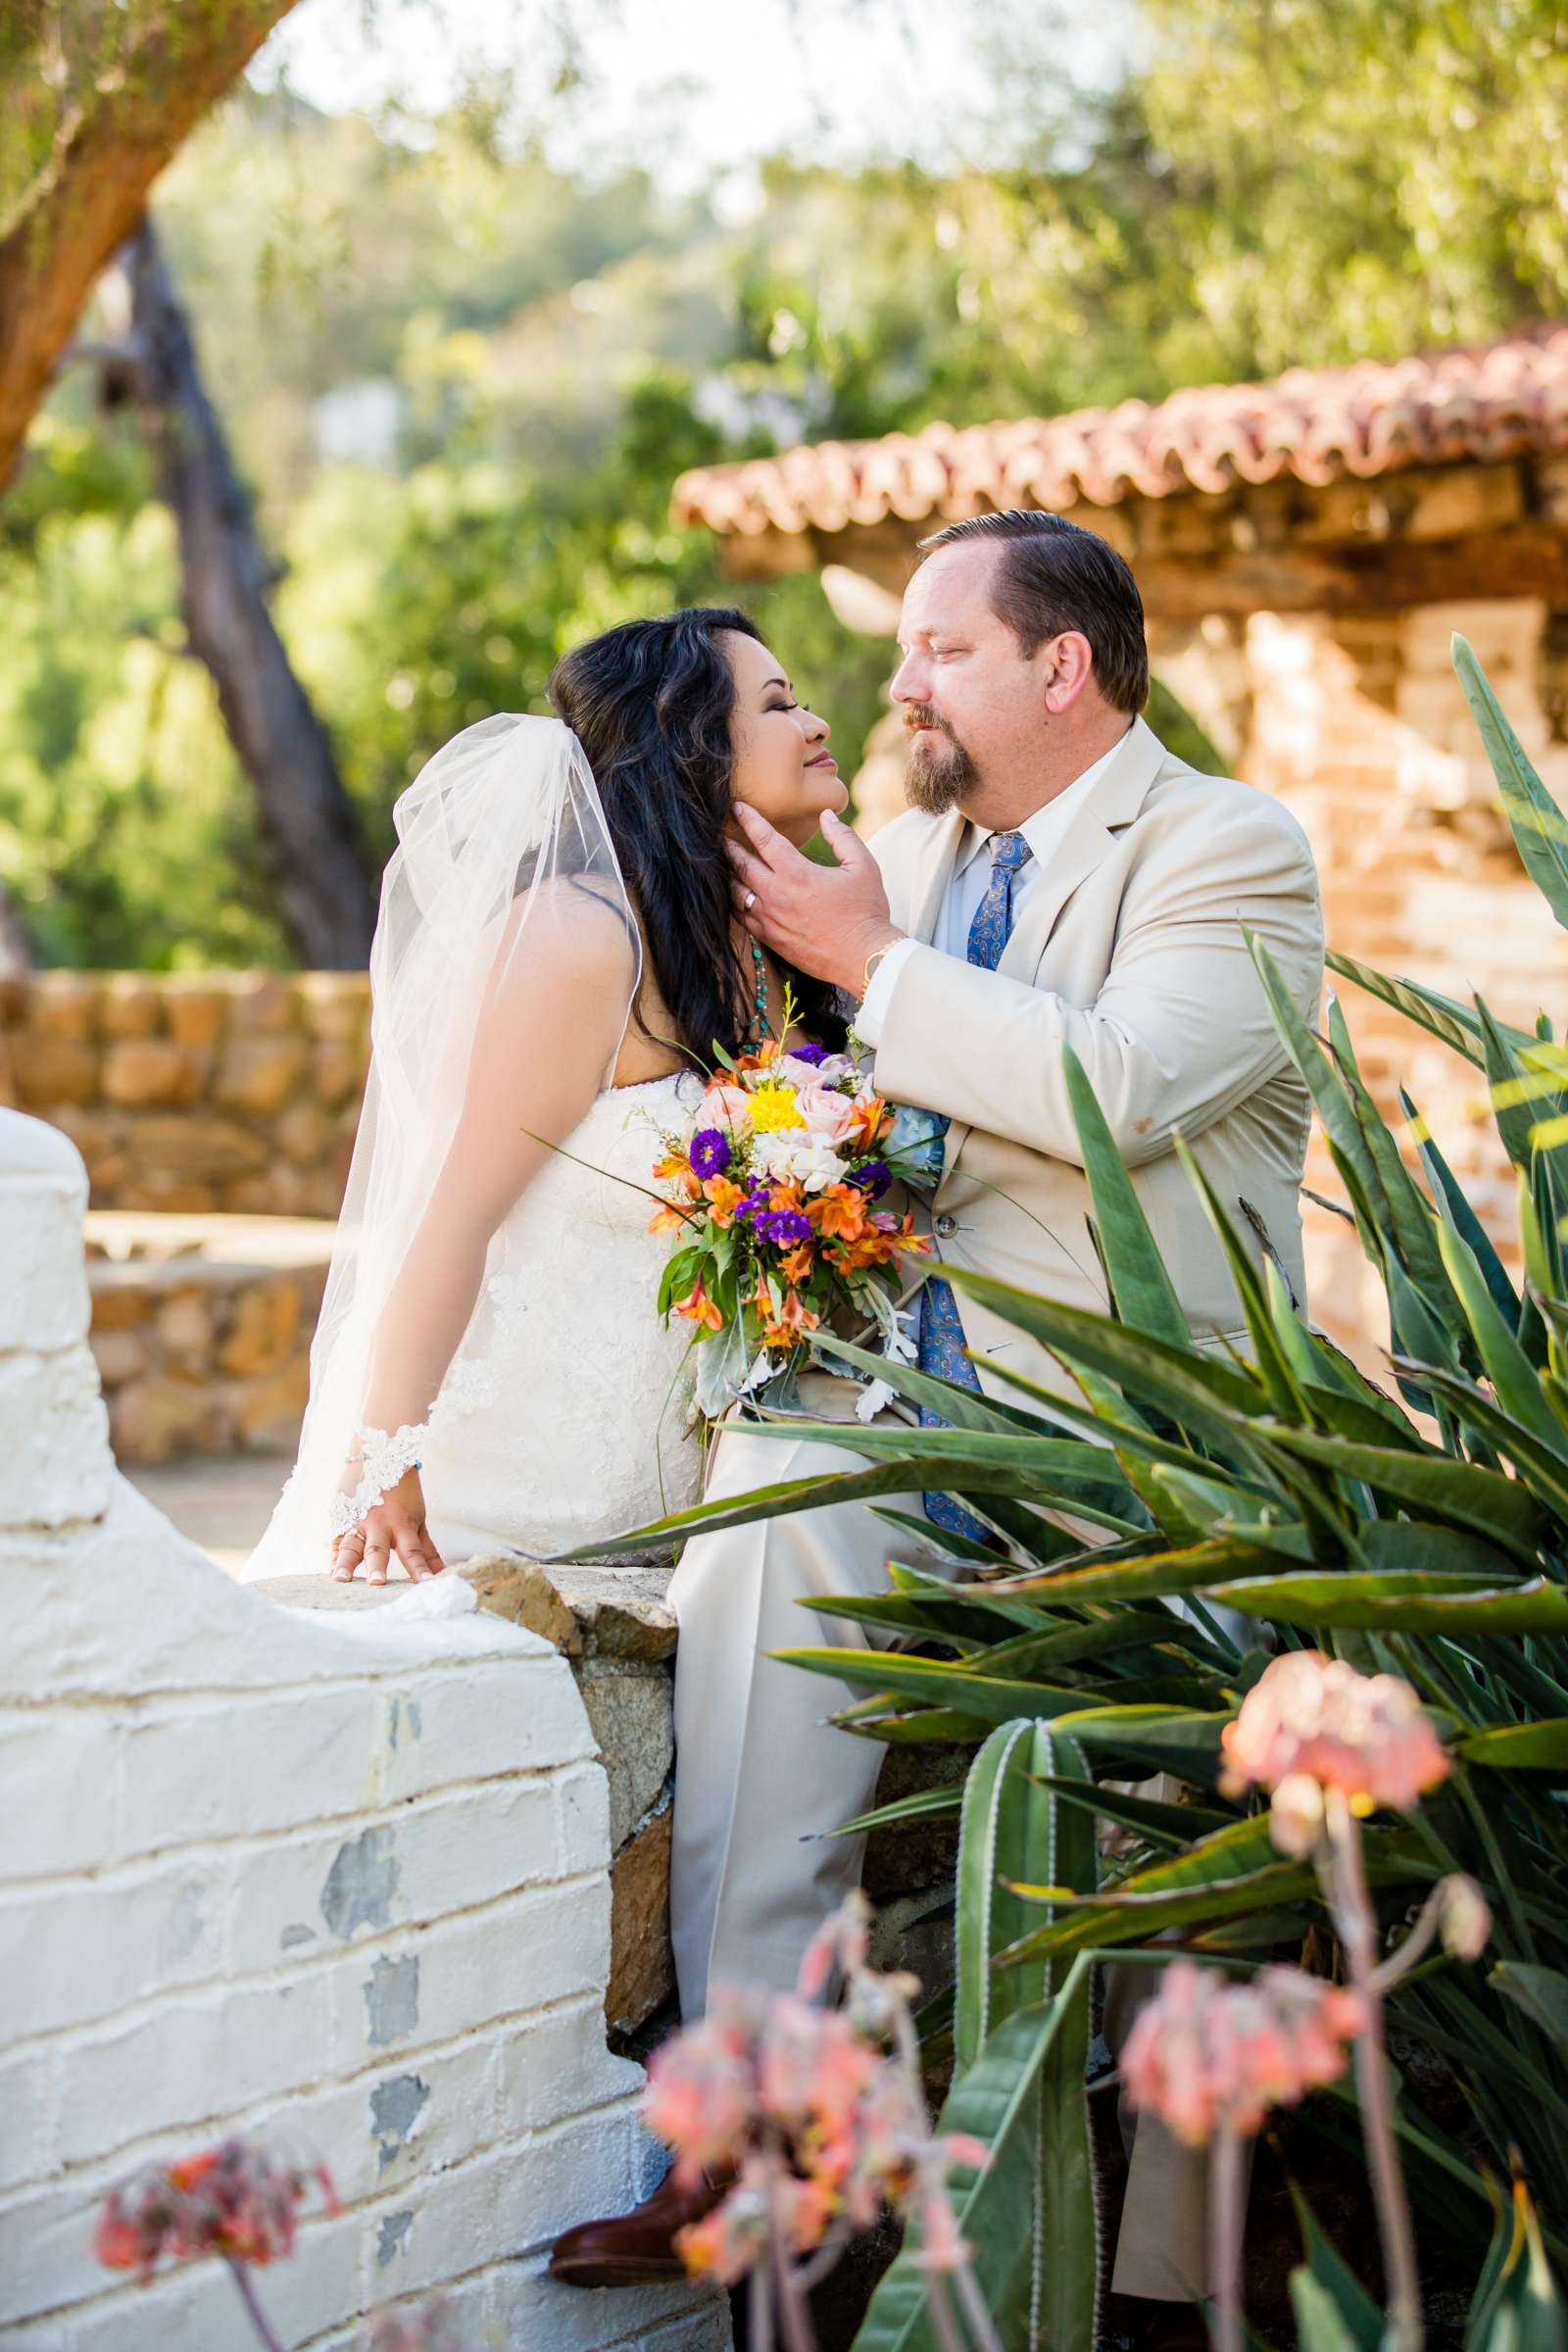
[2,0,1563,967]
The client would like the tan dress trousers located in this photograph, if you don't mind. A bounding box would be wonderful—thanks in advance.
[665,1375,1210,2304]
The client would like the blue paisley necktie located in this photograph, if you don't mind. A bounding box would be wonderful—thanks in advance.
[917,829,1034,1543]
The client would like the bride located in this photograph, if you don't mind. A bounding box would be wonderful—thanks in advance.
[247,608,850,1586]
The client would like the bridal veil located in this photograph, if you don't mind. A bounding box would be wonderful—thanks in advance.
[246,713,639,1580]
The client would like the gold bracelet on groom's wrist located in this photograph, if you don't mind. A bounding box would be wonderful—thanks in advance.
[860,939,899,997]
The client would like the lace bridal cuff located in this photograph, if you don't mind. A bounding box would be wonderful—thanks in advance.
[328,1423,429,1538]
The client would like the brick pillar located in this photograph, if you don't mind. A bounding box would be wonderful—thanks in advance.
[1241,602,1568,1367]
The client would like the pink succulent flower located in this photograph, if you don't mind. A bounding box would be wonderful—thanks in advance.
[644,1896,988,2300]
[759,1997,879,2151]
[1219,1650,1449,1826]
[1121,1961,1366,2148]
[1437,1874,1493,1961]
[676,2159,775,2283]
[642,1989,764,2186]
[93,2138,337,2280]
[798,1887,872,1999]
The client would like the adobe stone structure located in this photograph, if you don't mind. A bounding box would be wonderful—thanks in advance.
[0,1106,730,2350]
[673,326,1568,1356]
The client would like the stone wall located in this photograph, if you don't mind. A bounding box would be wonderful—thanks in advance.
[0,1109,727,2352]
[86,1212,332,1466]
[0,972,371,1217]
[1152,597,1568,1364]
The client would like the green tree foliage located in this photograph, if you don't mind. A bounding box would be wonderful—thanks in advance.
[2,0,1562,964]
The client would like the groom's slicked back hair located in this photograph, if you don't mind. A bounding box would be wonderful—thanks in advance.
[916,510,1150,715]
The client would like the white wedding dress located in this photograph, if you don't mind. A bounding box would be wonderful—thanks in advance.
[417,1071,705,1561]
[246,713,712,1586]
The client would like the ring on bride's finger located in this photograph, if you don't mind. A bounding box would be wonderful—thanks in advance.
[743,889,757,913]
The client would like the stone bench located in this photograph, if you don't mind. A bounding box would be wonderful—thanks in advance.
[86,1208,333,1464]
[255,1557,964,2051]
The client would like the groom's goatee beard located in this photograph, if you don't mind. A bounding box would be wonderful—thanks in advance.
[904,709,978,815]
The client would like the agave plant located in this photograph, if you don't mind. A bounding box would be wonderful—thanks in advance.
[577,640,1568,2340]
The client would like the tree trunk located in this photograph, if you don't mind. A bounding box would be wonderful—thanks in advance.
[122,220,376,968]
[0,0,300,494]
[0,878,35,977]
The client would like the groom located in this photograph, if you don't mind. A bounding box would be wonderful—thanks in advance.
[552,512,1324,2323]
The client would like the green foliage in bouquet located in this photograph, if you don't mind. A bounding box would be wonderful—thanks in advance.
[592,640,1568,2340]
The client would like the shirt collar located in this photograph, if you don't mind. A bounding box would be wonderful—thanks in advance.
[955,725,1134,874]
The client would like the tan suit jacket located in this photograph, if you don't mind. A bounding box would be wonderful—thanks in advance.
[867,717,1324,1406]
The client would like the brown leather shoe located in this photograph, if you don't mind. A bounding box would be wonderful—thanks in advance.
[548,2164,731,2288]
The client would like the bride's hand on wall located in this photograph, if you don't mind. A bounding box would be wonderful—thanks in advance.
[329,1467,447,1586]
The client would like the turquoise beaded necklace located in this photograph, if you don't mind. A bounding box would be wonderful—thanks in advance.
[748,935,771,1044]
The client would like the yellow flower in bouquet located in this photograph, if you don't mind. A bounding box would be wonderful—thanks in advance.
[748,1082,807,1134]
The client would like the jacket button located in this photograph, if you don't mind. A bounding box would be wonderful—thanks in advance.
[935,1213,957,1239]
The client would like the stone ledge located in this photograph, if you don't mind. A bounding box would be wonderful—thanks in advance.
[254,1549,959,2049]
[257,1552,676,1661]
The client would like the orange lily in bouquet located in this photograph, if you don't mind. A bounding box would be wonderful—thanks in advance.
[649,997,937,1421]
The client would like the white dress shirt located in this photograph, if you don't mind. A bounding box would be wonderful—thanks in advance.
[853,730,1130,1046]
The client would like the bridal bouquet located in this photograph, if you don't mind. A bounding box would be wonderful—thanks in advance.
[649,1032,937,1420]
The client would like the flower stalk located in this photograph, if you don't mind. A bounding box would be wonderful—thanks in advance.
[643,1892,999,2349]
[1322,1790,1425,2352]
[1209,2126,1246,2352]
[1214,1650,1491,2352]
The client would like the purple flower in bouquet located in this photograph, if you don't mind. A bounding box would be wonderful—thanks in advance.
[788,1043,830,1066]
[690,1127,733,1181]
[757,1207,813,1248]
[737,1183,773,1223]
[847,1158,892,1200]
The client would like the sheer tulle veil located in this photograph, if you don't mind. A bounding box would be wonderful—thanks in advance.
[246,713,638,1580]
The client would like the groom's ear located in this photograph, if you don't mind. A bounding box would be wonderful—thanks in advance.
[1040,630,1095,715]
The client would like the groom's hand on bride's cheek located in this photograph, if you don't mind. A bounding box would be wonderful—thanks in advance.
[728,804,902,997]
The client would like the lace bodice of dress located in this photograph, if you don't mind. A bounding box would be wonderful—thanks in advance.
[417,1067,706,1562]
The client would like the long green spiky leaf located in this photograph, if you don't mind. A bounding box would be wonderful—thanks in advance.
[1455,631,1568,933]
[1250,933,1390,1229]
[1289,2189,1385,2352]
[1328,949,1490,1068]
[853,1975,1098,2352]
[1459,1720,1568,1772]
[946,1267,1269,1448]
[1030,1773,1236,1852]
[1405,1087,1523,1327]
[1491,1962,1568,2060]
[1390,1357,1568,1521]
[773,1646,1104,1727]
[1437,1218,1559,1444]
[549,1457,1037,1559]
[1064,1044,1192,1346]
[955,1721,1098,2071]
[1255,1427,1551,1558]
[998,1536,1311,1605]
[1204,1570,1567,1636]
[808,1329,1054,1434]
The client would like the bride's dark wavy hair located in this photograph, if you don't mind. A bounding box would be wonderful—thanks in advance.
[549,607,849,1066]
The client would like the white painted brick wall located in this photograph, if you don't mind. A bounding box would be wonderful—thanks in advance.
[0,1110,726,2352]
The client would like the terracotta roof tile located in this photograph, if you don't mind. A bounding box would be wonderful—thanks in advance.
[672,326,1568,538]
